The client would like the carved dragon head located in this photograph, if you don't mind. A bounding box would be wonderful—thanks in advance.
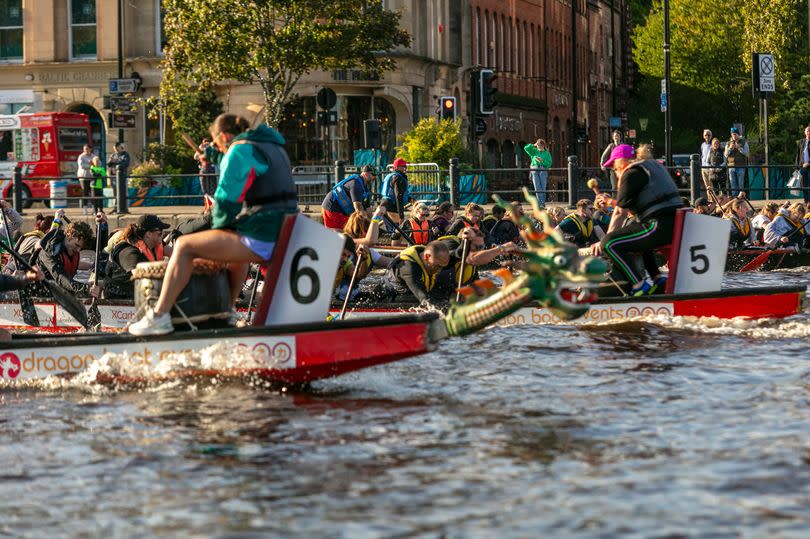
[443,190,607,336]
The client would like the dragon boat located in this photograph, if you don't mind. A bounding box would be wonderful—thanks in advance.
[724,246,810,272]
[0,209,607,385]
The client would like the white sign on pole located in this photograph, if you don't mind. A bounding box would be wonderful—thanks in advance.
[757,54,775,93]
[661,79,667,93]
[673,212,729,294]
[261,214,344,325]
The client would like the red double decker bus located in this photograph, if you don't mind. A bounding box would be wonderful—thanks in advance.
[0,112,90,207]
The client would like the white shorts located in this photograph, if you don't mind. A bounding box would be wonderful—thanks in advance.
[240,236,276,261]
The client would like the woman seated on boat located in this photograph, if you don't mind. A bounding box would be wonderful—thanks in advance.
[103,214,172,299]
[751,202,779,243]
[724,199,756,248]
[431,202,455,237]
[32,213,106,298]
[555,199,604,248]
[340,209,395,276]
[763,202,808,248]
[430,228,521,304]
[399,201,432,245]
[447,202,484,235]
[0,199,23,245]
[129,113,298,336]
[3,213,54,273]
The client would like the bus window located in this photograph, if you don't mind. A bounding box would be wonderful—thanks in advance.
[0,131,12,161]
[59,127,88,152]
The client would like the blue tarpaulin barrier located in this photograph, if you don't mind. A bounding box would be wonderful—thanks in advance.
[128,180,204,206]
[459,174,487,204]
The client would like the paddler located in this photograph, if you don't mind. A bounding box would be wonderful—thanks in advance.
[376,240,450,305]
[447,202,484,235]
[0,266,45,341]
[489,203,524,246]
[555,199,603,248]
[32,212,107,298]
[129,113,298,336]
[321,165,375,230]
[103,214,172,299]
[592,144,683,296]
[400,201,432,245]
[725,198,755,248]
[763,202,807,247]
[379,158,409,225]
[481,205,505,245]
[430,228,521,303]
[751,202,779,243]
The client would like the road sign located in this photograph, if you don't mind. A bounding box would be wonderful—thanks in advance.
[474,118,487,136]
[609,116,621,128]
[660,94,667,112]
[108,78,139,94]
[639,118,649,131]
[627,129,637,138]
[110,112,136,129]
[316,87,337,110]
[316,110,337,126]
[660,79,667,93]
[110,96,137,112]
[755,53,775,93]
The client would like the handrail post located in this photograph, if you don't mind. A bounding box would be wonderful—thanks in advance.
[333,160,345,191]
[116,168,128,214]
[449,157,459,208]
[567,155,578,206]
[689,153,701,203]
[12,165,23,213]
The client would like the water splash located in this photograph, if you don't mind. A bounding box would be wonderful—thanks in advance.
[583,313,810,339]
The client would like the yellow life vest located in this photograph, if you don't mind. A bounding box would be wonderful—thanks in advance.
[398,245,436,292]
[563,212,593,239]
[731,216,751,238]
[437,235,476,285]
[333,259,353,289]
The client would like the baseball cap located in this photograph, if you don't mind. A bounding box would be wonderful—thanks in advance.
[601,144,635,168]
[136,214,170,231]
[393,157,408,168]
[694,197,709,207]
[730,127,740,134]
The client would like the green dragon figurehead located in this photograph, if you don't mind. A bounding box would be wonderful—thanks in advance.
[442,189,607,337]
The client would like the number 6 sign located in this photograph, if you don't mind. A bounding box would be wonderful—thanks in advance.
[669,210,729,294]
[254,214,345,325]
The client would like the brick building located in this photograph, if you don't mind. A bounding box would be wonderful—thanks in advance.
[0,0,631,169]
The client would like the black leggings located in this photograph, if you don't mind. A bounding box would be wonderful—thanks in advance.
[601,211,677,283]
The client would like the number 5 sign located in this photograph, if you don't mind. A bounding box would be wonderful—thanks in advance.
[254,214,345,325]
[668,210,729,294]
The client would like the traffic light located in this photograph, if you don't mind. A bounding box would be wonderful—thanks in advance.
[479,69,497,115]
[439,96,457,121]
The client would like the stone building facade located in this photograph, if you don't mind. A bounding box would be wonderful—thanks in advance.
[0,0,631,168]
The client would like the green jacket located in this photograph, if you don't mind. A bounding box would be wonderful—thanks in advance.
[523,144,552,169]
[90,164,106,189]
[212,124,297,243]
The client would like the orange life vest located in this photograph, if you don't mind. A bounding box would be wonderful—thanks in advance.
[61,251,80,278]
[409,218,430,245]
[135,240,165,262]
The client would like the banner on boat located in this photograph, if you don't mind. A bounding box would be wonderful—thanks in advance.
[0,336,296,381]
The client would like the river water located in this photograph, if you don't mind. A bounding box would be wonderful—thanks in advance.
[2,270,810,538]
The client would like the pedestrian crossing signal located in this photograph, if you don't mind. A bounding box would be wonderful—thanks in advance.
[439,96,457,122]
[479,69,497,115]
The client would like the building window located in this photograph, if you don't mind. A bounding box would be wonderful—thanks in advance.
[0,0,23,61]
[157,0,166,54]
[69,0,97,59]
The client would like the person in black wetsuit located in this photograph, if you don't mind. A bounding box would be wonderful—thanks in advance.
[593,144,683,296]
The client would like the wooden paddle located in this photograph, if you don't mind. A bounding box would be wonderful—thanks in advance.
[382,214,416,246]
[338,248,365,320]
[0,209,89,329]
[245,263,262,324]
[86,216,103,330]
[455,238,470,303]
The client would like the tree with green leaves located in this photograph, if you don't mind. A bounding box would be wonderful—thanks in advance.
[159,0,410,127]
[396,119,468,167]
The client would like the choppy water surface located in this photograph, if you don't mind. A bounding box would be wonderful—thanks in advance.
[2,270,810,538]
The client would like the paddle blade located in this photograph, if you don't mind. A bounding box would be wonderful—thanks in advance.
[19,286,40,327]
[44,280,89,329]
[87,300,101,331]
[739,252,771,272]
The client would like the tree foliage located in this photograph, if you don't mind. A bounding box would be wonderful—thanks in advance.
[159,0,410,127]
[395,119,468,167]
[630,0,807,158]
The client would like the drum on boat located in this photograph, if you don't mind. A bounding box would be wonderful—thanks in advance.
[132,259,231,326]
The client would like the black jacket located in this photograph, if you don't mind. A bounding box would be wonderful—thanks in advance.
[32,224,108,296]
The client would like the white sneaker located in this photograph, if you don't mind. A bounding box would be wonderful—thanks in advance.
[128,308,174,336]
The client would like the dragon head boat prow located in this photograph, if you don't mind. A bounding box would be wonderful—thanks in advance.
[440,189,607,338]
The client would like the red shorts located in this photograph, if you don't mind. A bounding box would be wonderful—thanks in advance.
[322,209,349,230]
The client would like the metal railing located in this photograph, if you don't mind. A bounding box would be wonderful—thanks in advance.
[7,156,807,214]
